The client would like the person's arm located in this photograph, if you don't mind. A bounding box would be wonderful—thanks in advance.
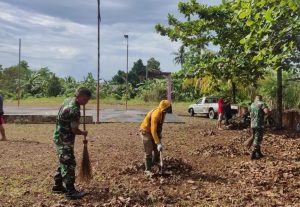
[151,115,160,144]
[263,107,269,115]
[68,107,88,137]
[261,102,269,115]
[72,126,88,136]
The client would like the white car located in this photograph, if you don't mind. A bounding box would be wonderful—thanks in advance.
[188,96,238,119]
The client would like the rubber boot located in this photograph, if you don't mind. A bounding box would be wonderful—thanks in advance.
[145,157,152,171]
[251,146,260,160]
[52,184,66,194]
[256,145,264,158]
[152,150,160,166]
[65,184,86,200]
[144,158,153,177]
[52,169,66,194]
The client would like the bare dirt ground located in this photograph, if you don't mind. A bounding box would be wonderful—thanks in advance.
[1,113,300,207]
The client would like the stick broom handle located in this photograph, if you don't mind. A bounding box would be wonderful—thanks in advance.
[83,105,86,141]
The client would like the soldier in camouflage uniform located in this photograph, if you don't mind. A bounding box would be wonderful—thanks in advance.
[52,88,91,200]
[250,95,269,160]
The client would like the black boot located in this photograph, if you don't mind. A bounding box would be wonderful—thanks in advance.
[152,151,160,166]
[145,157,153,172]
[52,168,66,194]
[256,146,264,158]
[65,184,86,200]
[251,146,261,160]
[52,184,66,194]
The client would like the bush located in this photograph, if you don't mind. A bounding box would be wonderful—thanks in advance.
[137,79,167,102]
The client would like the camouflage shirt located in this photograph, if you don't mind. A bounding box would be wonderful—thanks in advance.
[53,98,80,145]
[250,100,268,128]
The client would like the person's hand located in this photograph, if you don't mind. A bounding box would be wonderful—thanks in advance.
[157,143,163,152]
[82,130,88,137]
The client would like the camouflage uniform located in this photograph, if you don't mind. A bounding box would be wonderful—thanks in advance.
[53,98,80,187]
[250,100,268,147]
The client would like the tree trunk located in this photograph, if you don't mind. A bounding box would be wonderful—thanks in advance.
[277,67,283,129]
[232,82,236,104]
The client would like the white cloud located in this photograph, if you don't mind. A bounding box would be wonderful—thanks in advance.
[0,0,221,80]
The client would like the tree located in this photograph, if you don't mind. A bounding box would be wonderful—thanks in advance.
[62,76,78,97]
[112,70,126,84]
[21,71,45,97]
[129,59,146,86]
[79,73,96,97]
[47,74,62,97]
[234,0,300,128]
[172,45,186,67]
[155,0,265,103]
[146,57,162,79]
[0,61,31,96]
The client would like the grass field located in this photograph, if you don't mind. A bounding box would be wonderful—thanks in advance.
[4,97,191,114]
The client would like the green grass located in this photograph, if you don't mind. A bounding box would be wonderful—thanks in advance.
[5,97,192,113]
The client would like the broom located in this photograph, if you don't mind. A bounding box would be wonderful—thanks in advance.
[78,104,93,182]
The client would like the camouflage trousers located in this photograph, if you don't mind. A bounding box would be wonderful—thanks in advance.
[140,132,160,164]
[54,143,76,186]
[252,128,264,147]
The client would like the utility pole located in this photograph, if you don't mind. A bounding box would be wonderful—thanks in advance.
[124,34,129,110]
[18,38,21,107]
[96,0,101,123]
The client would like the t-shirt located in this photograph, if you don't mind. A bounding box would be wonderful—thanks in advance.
[218,98,224,113]
[250,100,268,128]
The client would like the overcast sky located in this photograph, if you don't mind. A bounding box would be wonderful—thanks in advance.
[0,0,221,80]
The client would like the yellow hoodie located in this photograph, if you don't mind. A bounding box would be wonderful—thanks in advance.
[140,100,171,144]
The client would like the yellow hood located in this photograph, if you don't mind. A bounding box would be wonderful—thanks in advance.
[158,100,171,111]
[139,100,171,144]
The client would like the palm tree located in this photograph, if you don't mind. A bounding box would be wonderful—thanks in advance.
[172,45,186,67]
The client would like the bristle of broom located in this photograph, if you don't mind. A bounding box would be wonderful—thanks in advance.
[78,143,92,182]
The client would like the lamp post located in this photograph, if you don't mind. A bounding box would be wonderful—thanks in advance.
[18,38,21,107]
[124,34,128,110]
[96,0,101,123]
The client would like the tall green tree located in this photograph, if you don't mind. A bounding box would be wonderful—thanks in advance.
[146,57,162,79]
[79,72,96,97]
[0,60,31,96]
[155,0,265,103]
[172,45,186,67]
[112,70,126,84]
[235,0,300,128]
[129,59,146,86]
[62,76,78,97]
[47,74,62,97]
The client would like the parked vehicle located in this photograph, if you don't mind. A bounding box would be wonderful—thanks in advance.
[188,96,238,119]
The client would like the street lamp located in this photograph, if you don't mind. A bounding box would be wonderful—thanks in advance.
[18,38,21,107]
[124,34,128,110]
[96,0,101,123]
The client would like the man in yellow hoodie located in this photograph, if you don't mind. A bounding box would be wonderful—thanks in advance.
[139,100,172,174]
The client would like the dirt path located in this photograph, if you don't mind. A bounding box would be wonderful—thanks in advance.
[0,116,300,206]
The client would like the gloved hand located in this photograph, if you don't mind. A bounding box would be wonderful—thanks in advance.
[157,143,163,152]
[82,130,88,137]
